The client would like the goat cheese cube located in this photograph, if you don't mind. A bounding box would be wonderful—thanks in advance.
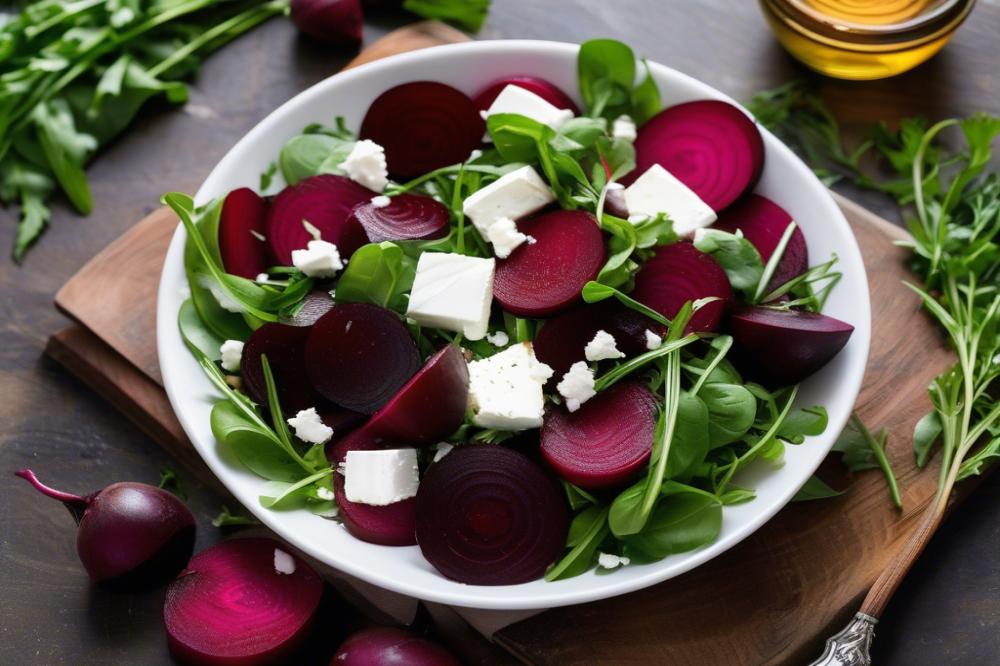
[584,330,625,362]
[219,339,244,372]
[462,166,555,237]
[484,84,575,131]
[557,361,596,412]
[287,407,334,444]
[342,449,419,506]
[406,252,495,340]
[645,329,663,350]
[468,342,553,430]
[624,164,717,237]
[612,115,637,141]
[342,139,388,192]
[292,240,344,278]
[485,216,534,259]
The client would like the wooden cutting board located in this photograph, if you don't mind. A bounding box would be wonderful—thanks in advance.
[47,22,959,666]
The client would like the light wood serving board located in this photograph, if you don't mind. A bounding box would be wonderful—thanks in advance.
[47,22,961,666]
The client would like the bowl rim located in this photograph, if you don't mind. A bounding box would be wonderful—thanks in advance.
[156,39,871,609]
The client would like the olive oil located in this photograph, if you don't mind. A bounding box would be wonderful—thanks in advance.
[760,0,975,80]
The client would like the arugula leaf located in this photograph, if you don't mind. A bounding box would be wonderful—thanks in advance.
[912,410,943,467]
[279,132,354,185]
[833,414,902,508]
[212,504,260,527]
[210,401,304,482]
[334,242,416,313]
[158,467,186,499]
[545,505,610,581]
[0,157,54,260]
[259,469,332,509]
[402,0,490,32]
[31,98,94,213]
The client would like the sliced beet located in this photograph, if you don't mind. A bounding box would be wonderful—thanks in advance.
[164,538,322,665]
[360,82,484,180]
[242,323,318,413]
[541,382,657,489]
[472,76,580,115]
[729,307,854,387]
[628,100,764,212]
[349,193,450,243]
[306,303,420,414]
[333,627,461,666]
[630,241,732,333]
[493,210,606,317]
[415,446,568,585]
[219,187,270,279]
[266,174,372,266]
[280,290,336,327]
[714,194,808,291]
[365,345,469,446]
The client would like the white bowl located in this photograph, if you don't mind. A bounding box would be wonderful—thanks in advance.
[157,40,871,610]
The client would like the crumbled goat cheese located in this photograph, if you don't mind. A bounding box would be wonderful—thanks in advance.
[370,195,391,208]
[645,329,663,351]
[274,548,296,575]
[486,331,510,347]
[286,408,334,444]
[584,330,625,362]
[557,362,596,412]
[316,486,334,501]
[485,216,533,259]
[342,139,389,192]
[291,240,344,278]
[598,552,631,569]
[219,340,244,372]
[612,115,637,141]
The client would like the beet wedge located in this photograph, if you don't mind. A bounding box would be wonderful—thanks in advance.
[349,193,450,243]
[360,81,484,179]
[628,100,764,212]
[472,76,580,115]
[164,538,322,666]
[365,345,469,447]
[729,307,854,386]
[415,445,568,585]
[541,381,658,489]
[494,210,606,317]
[242,323,319,414]
[219,187,270,279]
[305,303,420,414]
[266,174,372,266]
[714,194,808,292]
[630,241,732,333]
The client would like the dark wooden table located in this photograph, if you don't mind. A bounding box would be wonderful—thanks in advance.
[2,1,999,664]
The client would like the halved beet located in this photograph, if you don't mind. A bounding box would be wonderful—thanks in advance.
[360,82,484,179]
[630,241,732,333]
[714,194,808,291]
[627,100,765,212]
[164,538,322,665]
[541,382,657,489]
[349,193,450,243]
[365,345,469,446]
[266,175,372,266]
[493,210,606,317]
[472,76,580,115]
[729,307,854,387]
[415,446,568,585]
[219,187,270,279]
[242,323,318,413]
[333,627,461,666]
[306,303,420,414]
[280,290,336,327]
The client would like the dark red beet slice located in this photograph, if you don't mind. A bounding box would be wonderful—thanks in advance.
[306,303,420,414]
[290,0,362,46]
[541,382,657,489]
[714,194,808,291]
[164,538,322,666]
[604,186,629,219]
[349,193,450,243]
[472,76,580,115]
[365,345,469,446]
[266,174,372,266]
[627,100,765,212]
[415,446,568,585]
[333,627,461,666]
[729,307,854,387]
[360,82,484,180]
[219,187,270,280]
[494,210,606,317]
[631,241,732,333]
[242,323,319,413]
[281,290,336,327]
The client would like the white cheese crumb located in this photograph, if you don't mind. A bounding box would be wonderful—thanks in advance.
[597,552,631,569]
[370,195,391,208]
[584,330,625,362]
[291,240,344,278]
[645,329,663,351]
[612,115,637,141]
[342,139,389,192]
[433,442,454,462]
[219,340,244,372]
[286,408,333,444]
[606,182,624,191]
[249,229,266,242]
[557,361,596,412]
[316,486,334,501]
[274,548,296,575]
[486,331,510,347]
[628,214,649,225]
[468,149,483,161]
[255,272,269,282]
[200,277,242,313]
[485,216,531,259]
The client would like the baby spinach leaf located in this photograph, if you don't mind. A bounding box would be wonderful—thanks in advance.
[279,133,353,185]
[259,469,332,509]
[791,475,844,502]
[178,298,225,361]
[402,0,491,32]
[631,59,660,125]
[210,401,302,482]
[621,485,722,561]
[578,39,635,120]
[700,383,756,448]
[563,482,599,512]
[633,213,675,249]
[596,213,638,289]
[777,405,829,443]
[335,242,416,313]
[665,392,709,478]
[546,505,609,581]
[693,228,764,298]
[719,487,756,506]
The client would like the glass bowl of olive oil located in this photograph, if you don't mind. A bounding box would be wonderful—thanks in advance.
[760,0,976,80]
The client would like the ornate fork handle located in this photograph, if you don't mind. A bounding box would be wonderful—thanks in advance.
[810,613,878,666]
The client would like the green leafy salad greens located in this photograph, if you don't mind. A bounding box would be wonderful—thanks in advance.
[169,39,840,581]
